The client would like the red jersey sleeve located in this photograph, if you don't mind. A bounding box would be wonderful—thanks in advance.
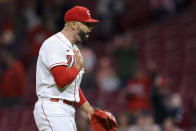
[50,65,79,88]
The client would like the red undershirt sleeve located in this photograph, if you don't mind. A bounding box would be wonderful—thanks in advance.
[50,65,79,88]
[50,65,87,106]
[78,87,87,106]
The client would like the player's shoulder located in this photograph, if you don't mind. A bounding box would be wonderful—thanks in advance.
[44,33,60,45]
[41,33,61,49]
[37,34,60,56]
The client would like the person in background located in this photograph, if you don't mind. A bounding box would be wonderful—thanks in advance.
[163,118,183,131]
[110,32,138,84]
[80,46,97,90]
[96,56,121,92]
[96,56,121,108]
[124,68,151,113]
[117,111,130,131]
[0,50,26,107]
[128,111,161,131]
[96,0,125,40]
[150,74,170,124]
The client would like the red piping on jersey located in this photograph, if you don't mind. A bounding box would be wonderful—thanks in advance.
[55,34,72,48]
[41,101,54,131]
[74,80,76,103]
[73,72,79,104]
[50,65,79,88]
[49,62,67,69]
[76,73,80,103]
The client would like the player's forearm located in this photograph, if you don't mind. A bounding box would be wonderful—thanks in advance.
[80,101,94,116]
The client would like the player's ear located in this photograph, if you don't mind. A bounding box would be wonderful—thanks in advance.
[71,21,78,30]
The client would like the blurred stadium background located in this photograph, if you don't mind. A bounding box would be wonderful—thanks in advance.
[0,0,196,131]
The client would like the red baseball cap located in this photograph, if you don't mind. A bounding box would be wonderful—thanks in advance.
[64,6,99,23]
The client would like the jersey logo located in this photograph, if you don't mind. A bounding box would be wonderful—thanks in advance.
[87,10,91,16]
[66,50,70,52]
[67,55,75,68]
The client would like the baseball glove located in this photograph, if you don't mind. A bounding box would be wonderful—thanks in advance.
[90,109,117,131]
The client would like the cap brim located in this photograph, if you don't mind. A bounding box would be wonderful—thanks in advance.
[84,19,99,23]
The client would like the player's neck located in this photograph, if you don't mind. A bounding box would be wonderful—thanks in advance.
[61,28,75,45]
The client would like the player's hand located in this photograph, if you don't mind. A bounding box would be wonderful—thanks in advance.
[73,49,83,71]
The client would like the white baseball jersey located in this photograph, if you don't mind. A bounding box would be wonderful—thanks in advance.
[34,32,84,131]
[36,32,85,102]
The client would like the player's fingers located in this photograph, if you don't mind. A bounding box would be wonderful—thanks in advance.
[73,50,79,60]
[73,49,77,55]
[74,50,81,59]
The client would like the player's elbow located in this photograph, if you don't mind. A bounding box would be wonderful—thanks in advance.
[56,82,66,88]
[55,79,71,88]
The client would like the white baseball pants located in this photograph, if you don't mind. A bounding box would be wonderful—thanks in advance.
[33,99,77,131]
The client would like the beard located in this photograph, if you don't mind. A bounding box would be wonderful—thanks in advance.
[77,29,88,43]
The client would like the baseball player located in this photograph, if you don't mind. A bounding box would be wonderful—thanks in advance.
[33,6,98,131]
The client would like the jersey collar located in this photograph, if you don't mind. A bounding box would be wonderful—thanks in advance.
[56,32,73,48]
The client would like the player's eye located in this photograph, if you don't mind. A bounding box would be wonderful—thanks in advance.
[82,22,94,29]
